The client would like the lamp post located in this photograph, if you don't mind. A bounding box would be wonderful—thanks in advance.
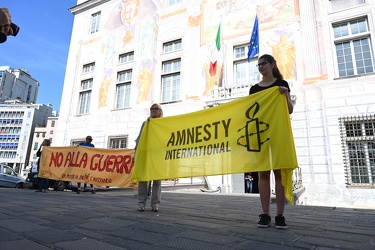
[17,154,23,175]
[19,156,22,175]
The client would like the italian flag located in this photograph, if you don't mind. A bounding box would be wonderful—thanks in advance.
[209,23,222,76]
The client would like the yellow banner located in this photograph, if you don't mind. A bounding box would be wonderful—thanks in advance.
[133,87,298,203]
[39,146,135,188]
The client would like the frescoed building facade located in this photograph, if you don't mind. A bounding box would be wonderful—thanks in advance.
[55,0,375,208]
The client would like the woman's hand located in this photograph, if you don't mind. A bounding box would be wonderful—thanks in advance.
[278,86,288,95]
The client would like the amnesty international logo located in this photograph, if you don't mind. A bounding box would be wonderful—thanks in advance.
[237,102,270,152]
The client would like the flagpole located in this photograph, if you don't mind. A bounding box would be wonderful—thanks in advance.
[220,15,226,88]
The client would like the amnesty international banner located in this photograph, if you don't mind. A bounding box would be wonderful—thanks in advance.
[133,87,298,203]
[39,146,135,188]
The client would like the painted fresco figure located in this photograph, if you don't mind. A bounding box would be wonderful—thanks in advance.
[269,35,296,80]
[249,54,294,229]
[134,103,163,212]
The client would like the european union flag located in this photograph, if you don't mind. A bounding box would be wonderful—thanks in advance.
[247,15,259,62]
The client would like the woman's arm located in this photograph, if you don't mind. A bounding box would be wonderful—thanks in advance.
[278,84,294,114]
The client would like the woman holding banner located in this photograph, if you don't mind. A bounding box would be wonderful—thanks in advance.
[249,54,294,229]
[134,103,163,212]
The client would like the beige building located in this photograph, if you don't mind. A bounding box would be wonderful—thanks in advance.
[55,0,375,208]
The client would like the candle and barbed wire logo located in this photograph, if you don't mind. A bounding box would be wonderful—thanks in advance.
[237,102,270,152]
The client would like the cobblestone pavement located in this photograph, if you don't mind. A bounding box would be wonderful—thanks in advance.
[0,188,374,249]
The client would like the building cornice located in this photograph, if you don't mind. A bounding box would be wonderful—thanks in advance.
[69,0,112,15]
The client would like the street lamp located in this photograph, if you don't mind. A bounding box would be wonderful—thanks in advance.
[16,154,22,175]
[19,156,22,175]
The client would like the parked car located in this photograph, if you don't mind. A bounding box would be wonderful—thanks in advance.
[0,163,25,188]
[26,163,70,191]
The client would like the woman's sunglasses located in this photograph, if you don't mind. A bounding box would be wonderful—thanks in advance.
[256,61,269,68]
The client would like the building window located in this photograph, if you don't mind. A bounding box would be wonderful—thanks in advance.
[108,135,128,149]
[36,132,40,138]
[33,142,38,150]
[233,45,260,85]
[163,39,182,53]
[116,70,132,109]
[119,52,134,64]
[42,133,46,138]
[329,0,366,13]
[50,130,53,135]
[90,12,101,34]
[79,79,93,115]
[83,62,95,73]
[161,59,181,103]
[168,0,183,6]
[27,85,32,103]
[339,115,375,186]
[71,139,84,146]
[333,18,374,77]
[51,120,55,127]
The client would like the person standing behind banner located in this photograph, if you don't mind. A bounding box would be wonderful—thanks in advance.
[133,103,163,212]
[249,54,294,230]
[35,139,51,193]
[245,173,253,193]
[77,135,95,194]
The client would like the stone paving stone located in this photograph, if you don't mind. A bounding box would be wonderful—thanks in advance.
[78,220,123,231]
[91,216,137,227]
[41,214,88,226]
[0,228,23,242]
[297,235,369,249]
[1,188,375,250]
[158,237,230,250]
[130,221,190,235]
[232,239,303,250]
[0,212,12,219]
[69,226,116,241]
[102,236,176,250]
[22,213,51,225]
[178,230,244,245]
[19,228,82,245]
[0,239,51,250]
[0,218,46,232]
[176,218,231,231]
[53,238,126,250]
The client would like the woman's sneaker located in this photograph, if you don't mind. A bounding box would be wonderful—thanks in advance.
[257,214,271,228]
[275,215,287,229]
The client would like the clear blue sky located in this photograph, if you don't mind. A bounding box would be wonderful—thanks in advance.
[1,0,77,113]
